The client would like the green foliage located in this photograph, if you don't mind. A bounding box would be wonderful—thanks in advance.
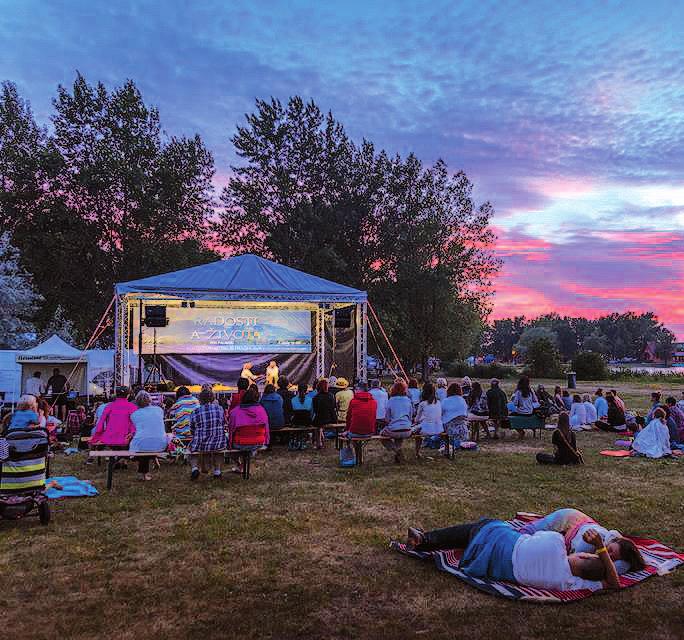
[524,337,562,378]
[0,77,219,342]
[582,330,610,355]
[572,351,609,380]
[0,232,42,348]
[221,96,500,366]
[443,361,518,379]
[514,326,558,356]
[486,311,677,363]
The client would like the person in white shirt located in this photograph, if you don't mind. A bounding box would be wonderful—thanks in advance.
[414,382,443,457]
[441,383,469,442]
[677,391,684,411]
[569,394,588,430]
[25,371,45,397]
[582,394,598,425]
[240,362,259,385]
[369,379,389,430]
[632,408,672,458]
[406,518,620,591]
[519,508,645,575]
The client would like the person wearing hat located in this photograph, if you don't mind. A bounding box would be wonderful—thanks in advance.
[485,378,508,440]
[335,377,354,422]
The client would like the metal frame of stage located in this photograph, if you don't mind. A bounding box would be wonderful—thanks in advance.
[114,295,367,387]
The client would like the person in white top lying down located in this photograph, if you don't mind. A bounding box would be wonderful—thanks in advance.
[405,515,630,591]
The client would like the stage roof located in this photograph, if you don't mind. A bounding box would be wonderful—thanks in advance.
[115,254,367,303]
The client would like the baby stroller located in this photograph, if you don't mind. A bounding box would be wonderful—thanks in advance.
[0,429,51,525]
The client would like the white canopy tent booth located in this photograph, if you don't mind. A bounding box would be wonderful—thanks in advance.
[16,335,88,399]
[113,254,368,388]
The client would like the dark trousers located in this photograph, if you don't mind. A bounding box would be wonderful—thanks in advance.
[138,456,152,474]
[415,518,495,552]
[536,452,558,465]
[596,421,621,432]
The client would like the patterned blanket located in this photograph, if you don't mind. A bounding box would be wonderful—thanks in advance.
[390,513,684,603]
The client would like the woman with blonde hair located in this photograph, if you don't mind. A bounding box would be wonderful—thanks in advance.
[6,395,40,432]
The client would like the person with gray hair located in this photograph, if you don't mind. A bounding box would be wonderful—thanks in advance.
[129,390,168,481]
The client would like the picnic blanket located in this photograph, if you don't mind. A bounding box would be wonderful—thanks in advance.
[390,513,684,603]
[45,476,99,499]
[600,450,633,457]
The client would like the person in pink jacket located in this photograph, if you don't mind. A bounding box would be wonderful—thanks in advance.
[227,386,270,473]
[90,386,137,447]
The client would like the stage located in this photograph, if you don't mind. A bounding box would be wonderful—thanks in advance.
[113,254,368,387]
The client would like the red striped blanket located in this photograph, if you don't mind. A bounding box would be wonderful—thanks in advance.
[390,513,684,603]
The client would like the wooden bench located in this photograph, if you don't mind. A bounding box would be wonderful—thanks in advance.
[340,432,453,466]
[223,446,268,479]
[271,423,347,449]
[88,450,169,490]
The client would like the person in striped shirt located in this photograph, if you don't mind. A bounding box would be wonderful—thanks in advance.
[169,387,200,440]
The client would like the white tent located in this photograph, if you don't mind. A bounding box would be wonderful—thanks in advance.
[16,335,88,398]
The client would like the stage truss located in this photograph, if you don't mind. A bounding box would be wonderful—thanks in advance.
[114,295,367,386]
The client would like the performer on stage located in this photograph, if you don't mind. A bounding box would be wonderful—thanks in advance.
[240,361,261,385]
[266,360,279,386]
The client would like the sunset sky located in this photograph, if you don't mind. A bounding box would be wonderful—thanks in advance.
[3,1,683,336]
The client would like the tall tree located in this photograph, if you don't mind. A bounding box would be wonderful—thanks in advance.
[0,81,59,232]
[221,97,500,369]
[0,232,42,348]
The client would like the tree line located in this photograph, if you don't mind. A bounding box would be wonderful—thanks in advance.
[484,312,677,364]
[0,75,499,368]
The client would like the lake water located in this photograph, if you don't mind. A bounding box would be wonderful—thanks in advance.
[609,364,684,375]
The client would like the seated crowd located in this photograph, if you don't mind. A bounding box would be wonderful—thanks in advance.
[4,370,683,476]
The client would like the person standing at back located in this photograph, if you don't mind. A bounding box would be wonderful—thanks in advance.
[25,371,45,397]
[47,367,69,420]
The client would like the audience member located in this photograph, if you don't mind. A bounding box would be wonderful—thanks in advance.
[536,412,582,465]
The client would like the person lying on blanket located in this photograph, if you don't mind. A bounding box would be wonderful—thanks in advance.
[518,508,645,575]
[405,518,621,591]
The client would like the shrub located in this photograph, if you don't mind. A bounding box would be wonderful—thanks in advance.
[442,361,518,380]
[525,337,562,378]
[572,351,609,380]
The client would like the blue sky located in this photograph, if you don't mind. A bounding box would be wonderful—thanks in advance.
[3,0,684,334]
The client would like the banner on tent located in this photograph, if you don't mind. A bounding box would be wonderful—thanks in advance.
[134,307,313,354]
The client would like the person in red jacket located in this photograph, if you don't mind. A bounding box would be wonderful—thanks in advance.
[344,382,378,437]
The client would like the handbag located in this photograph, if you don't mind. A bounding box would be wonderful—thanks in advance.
[339,442,356,467]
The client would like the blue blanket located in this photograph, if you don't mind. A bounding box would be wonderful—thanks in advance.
[45,476,99,499]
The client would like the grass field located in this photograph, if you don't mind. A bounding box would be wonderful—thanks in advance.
[1,379,683,640]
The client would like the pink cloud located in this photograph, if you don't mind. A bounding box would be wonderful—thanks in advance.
[491,227,684,338]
